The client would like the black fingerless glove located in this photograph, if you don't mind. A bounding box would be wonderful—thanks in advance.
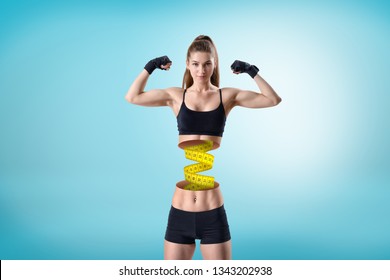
[144,55,172,74]
[230,60,259,78]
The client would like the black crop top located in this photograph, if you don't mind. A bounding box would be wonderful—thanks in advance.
[177,89,226,137]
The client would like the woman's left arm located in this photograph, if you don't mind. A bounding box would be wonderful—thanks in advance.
[230,60,282,109]
[236,74,282,108]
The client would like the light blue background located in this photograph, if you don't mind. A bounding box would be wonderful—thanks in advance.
[1,0,389,260]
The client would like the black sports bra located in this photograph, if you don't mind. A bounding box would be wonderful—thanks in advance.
[177,89,226,137]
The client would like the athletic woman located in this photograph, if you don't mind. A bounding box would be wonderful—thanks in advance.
[125,35,281,260]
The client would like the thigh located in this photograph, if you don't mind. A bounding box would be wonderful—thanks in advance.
[200,240,232,260]
[164,240,196,260]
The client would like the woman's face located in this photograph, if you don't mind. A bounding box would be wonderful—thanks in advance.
[186,51,215,83]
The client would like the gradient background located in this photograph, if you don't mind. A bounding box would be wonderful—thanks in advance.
[1,0,389,260]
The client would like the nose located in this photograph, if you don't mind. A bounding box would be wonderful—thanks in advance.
[199,65,205,73]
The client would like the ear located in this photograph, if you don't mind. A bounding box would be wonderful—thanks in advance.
[186,59,190,70]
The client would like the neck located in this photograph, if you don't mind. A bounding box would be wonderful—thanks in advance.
[191,81,213,93]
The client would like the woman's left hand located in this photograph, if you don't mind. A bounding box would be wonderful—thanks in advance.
[230,60,259,78]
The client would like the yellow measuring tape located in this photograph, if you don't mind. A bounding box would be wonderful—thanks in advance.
[183,140,215,191]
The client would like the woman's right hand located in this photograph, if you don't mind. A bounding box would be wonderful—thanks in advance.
[144,55,172,74]
[125,55,177,106]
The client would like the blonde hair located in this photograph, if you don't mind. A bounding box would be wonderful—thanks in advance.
[182,35,220,88]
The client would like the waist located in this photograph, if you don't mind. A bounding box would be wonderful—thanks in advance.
[178,135,222,150]
[172,181,223,212]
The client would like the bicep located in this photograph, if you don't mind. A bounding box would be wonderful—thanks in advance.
[129,88,173,107]
[234,89,276,109]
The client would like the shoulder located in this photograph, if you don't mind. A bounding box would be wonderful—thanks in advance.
[221,87,240,94]
[219,87,241,111]
[165,87,184,107]
[164,87,185,100]
[165,87,184,96]
[220,87,240,99]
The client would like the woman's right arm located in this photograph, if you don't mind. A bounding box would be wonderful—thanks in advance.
[125,69,172,107]
[125,56,173,107]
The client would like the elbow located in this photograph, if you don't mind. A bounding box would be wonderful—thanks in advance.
[125,95,132,103]
[274,96,282,106]
[125,93,136,104]
[269,95,282,107]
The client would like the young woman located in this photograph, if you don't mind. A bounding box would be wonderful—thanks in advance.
[126,35,281,260]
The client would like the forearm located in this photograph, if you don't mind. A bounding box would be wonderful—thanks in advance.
[125,69,150,103]
[253,74,282,105]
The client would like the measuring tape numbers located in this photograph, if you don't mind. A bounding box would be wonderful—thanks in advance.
[182,140,216,191]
